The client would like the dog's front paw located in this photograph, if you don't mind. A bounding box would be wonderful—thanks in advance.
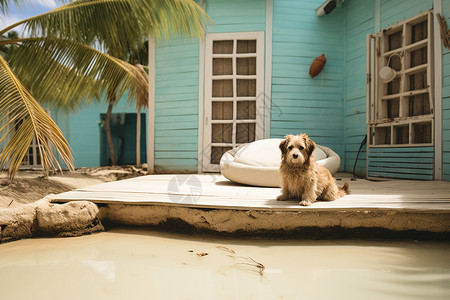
[299,200,312,206]
[276,194,288,201]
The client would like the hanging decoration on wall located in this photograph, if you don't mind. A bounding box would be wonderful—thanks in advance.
[437,13,450,50]
[309,53,326,78]
[379,52,402,83]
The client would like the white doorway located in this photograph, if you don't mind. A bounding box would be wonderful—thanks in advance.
[202,32,265,172]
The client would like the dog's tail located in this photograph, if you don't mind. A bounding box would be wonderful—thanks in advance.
[338,182,350,197]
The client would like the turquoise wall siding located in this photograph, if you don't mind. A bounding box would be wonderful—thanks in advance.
[154,38,199,172]
[380,0,434,29]
[368,147,434,180]
[271,0,345,166]
[342,0,435,178]
[54,98,145,168]
[153,0,266,172]
[205,0,266,33]
[443,0,450,181]
[342,0,375,177]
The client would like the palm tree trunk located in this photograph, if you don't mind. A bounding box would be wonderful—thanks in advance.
[136,105,141,167]
[105,97,116,166]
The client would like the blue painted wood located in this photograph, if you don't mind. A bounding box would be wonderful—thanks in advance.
[153,0,267,172]
[380,0,432,29]
[441,1,450,181]
[368,157,433,164]
[155,115,197,124]
[154,36,199,170]
[341,0,442,179]
[369,161,433,169]
[370,147,433,153]
[368,166,433,176]
[156,136,199,144]
[154,159,198,171]
[155,149,198,158]
[368,171,433,180]
[154,129,198,137]
[205,0,266,33]
[341,0,374,176]
[369,152,433,158]
[156,107,198,116]
[368,146,434,180]
[58,96,146,168]
[271,0,345,171]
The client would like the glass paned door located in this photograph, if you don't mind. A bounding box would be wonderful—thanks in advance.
[203,32,264,172]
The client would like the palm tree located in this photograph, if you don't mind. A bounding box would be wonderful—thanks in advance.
[0,31,18,58]
[0,0,211,178]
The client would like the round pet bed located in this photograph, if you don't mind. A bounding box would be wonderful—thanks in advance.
[220,138,341,187]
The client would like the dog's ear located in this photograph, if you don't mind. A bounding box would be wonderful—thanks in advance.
[303,136,316,162]
[279,135,291,157]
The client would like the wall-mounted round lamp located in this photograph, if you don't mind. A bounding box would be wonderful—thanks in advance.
[379,53,402,83]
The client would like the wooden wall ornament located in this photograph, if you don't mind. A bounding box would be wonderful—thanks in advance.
[309,53,326,78]
[437,13,450,50]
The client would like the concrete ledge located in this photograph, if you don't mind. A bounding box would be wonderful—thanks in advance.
[99,204,450,236]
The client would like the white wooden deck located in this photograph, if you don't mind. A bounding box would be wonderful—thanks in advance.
[52,174,450,211]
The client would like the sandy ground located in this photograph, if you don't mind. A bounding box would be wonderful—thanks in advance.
[0,166,148,209]
[1,228,449,299]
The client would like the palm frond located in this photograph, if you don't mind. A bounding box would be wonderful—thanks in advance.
[0,55,74,178]
[132,63,148,110]
[1,0,213,59]
[0,0,24,13]
[8,37,148,109]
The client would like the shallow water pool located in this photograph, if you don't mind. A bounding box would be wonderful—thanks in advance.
[0,229,449,300]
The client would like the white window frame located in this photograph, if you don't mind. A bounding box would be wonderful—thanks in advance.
[202,31,265,172]
[368,11,434,147]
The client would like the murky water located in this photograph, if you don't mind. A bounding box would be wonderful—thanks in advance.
[0,229,449,300]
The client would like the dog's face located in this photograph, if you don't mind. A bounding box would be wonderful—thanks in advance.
[279,134,316,166]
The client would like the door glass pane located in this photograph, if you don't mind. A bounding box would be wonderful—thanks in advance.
[236,123,255,143]
[212,101,233,120]
[410,47,427,67]
[237,79,256,97]
[210,146,232,164]
[237,40,256,53]
[212,123,232,143]
[387,77,400,95]
[412,122,431,143]
[213,40,233,54]
[408,71,427,91]
[213,58,233,75]
[212,80,233,97]
[394,125,409,144]
[411,20,427,43]
[408,94,430,116]
[381,98,399,119]
[374,127,391,145]
[236,57,256,75]
[237,101,256,120]
[387,30,402,51]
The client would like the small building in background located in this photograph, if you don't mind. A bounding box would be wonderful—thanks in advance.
[45,0,449,181]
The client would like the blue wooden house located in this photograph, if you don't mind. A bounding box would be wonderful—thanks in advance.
[44,0,450,181]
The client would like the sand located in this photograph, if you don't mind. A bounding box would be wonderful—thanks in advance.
[0,166,147,242]
[0,166,148,209]
[0,228,449,300]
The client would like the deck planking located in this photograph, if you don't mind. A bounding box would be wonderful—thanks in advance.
[51,174,450,212]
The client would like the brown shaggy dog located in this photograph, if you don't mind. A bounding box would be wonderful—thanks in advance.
[277,134,349,206]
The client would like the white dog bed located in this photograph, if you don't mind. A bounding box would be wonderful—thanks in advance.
[220,138,341,187]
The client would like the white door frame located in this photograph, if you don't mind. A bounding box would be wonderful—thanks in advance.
[200,31,265,172]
